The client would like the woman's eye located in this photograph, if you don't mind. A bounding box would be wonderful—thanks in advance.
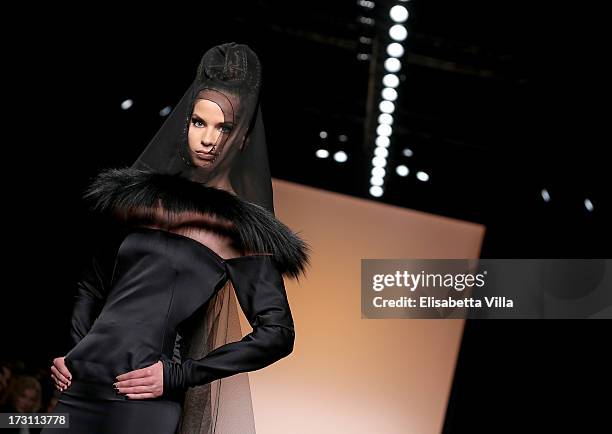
[219,125,232,134]
[191,118,205,128]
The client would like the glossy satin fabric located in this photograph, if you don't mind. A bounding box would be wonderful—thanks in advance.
[64,227,224,401]
[41,393,182,434]
[52,226,294,433]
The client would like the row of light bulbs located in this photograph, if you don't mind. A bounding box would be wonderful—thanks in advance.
[369,3,413,198]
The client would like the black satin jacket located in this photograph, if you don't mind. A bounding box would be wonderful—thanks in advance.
[63,168,308,402]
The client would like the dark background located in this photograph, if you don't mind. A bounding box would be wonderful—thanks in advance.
[2,1,610,432]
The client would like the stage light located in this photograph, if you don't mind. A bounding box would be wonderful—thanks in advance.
[390,5,409,23]
[383,73,400,88]
[316,149,329,158]
[416,171,430,182]
[159,106,172,117]
[372,166,386,177]
[334,151,348,163]
[372,156,387,167]
[541,189,550,202]
[369,185,384,197]
[376,124,392,137]
[376,136,390,147]
[378,113,394,125]
[402,148,413,157]
[370,175,384,186]
[374,146,389,157]
[396,165,409,177]
[389,24,408,41]
[386,42,405,58]
[384,57,401,73]
[358,0,375,9]
[584,198,594,212]
[339,134,348,142]
[319,131,328,139]
[382,87,398,101]
[379,100,395,114]
[121,99,133,110]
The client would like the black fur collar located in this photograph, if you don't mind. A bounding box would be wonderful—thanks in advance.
[83,167,309,279]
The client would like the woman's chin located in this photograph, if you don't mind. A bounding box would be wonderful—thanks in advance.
[191,158,214,168]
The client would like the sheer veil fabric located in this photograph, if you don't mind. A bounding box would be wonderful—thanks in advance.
[131,42,273,434]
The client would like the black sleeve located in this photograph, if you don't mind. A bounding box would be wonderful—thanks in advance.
[162,256,295,393]
[68,222,125,348]
[68,255,109,347]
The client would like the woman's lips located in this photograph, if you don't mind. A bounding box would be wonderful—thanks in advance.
[195,151,216,161]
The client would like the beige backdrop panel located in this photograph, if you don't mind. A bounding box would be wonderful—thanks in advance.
[239,179,485,434]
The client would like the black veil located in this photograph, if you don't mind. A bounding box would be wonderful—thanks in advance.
[132,42,274,214]
[132,42,270,434]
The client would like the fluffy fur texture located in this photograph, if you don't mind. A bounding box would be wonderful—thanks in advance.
[84,167,309,279]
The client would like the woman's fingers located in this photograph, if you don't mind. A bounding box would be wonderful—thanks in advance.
[50,366,70,386]
[51,373,69,391]
[114,377,153,388]
[50,356,72,392]
[115,361,164,399]
[115,365,152,381]
[53,357,72,381]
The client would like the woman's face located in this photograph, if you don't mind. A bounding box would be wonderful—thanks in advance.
[14,387,38,413]
[188,99,234,167]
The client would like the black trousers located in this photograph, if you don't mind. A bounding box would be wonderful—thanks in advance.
[40,392,181,434]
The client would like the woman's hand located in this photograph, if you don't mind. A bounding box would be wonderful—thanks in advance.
[50,357,72,392]
[114,360,164,399]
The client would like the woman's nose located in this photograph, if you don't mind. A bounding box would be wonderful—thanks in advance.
[200,129,219,149]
